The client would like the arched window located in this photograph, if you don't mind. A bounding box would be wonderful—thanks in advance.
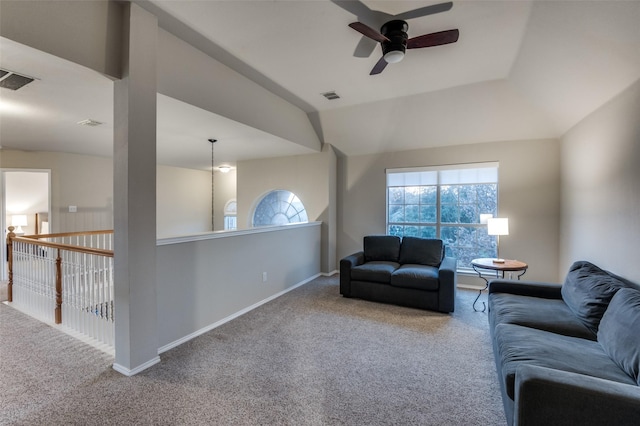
[224,199,237,230]
[252,190,308,227]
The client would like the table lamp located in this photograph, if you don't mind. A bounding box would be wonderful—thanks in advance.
[12,214,28,234]
[487,217,509,263]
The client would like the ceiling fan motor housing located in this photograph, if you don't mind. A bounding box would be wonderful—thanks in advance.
[380,20,409,57]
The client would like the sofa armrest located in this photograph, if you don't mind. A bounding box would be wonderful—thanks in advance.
[489,280,563,299]
[437,256,457,312]
[514,364,640,426]
[340,251,364,297]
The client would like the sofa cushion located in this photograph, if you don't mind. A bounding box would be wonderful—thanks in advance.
[398,237,443,266]
[598,288,640,386]
[363,235,401,262]
[351,261,399,284]
[494,323,636,400]
[489,292,596,341]
[390,265,439,291]
[561,261,628,333]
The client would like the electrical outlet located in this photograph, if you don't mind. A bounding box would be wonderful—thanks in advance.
[262,272,267,282]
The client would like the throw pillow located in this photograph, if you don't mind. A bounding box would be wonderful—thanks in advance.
[398,237,443,266]
[561,261,628,333]
[597,288,640,385]
[363,235,401,262]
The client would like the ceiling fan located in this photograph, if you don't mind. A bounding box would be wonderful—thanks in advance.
[334,1,459,75]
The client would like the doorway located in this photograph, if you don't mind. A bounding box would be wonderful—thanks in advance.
[1,169,51,281]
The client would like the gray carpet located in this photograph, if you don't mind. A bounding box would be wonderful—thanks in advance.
[0,275,505,425]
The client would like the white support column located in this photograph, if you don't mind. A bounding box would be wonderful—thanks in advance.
[112,2,159,375]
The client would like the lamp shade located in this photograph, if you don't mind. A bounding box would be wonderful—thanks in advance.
[11,214,27,227]
[487,217,509,236]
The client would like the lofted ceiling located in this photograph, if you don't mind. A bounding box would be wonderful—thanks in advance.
[1,0,639,168]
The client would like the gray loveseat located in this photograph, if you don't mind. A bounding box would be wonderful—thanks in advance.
[488,260,640,426]
[340,235,457,313]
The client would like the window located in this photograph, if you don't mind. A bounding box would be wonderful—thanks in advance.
[386,163,498,270]
[252,190,308,227]
[223,199,237,231]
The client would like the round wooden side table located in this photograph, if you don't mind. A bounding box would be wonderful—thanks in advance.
[471,258,528,312]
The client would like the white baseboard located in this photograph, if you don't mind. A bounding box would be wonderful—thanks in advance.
[157,273,322,355]
[113,355,161,376]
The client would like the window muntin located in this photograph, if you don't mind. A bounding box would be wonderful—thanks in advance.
[252,190,308,227]
[386,163,498,270]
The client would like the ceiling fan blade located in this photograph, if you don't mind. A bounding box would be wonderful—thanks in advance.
[349,22,389,43]
[407,29,459,49]
[394,1,453,21]
[370,57,388,75]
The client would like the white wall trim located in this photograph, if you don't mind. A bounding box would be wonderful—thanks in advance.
[157,221,321,246]
[113,356,161,377]
[157,273,322,354]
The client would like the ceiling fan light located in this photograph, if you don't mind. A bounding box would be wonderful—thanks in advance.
[383,50,404,64]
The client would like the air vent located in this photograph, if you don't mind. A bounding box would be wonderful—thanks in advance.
[0,69,35,90]
[77,119,103,127]
[321,91,341,100]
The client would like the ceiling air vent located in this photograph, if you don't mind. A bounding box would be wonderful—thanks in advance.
[77,119,103,127]
[321,91,340,100]
[0,69,35,90]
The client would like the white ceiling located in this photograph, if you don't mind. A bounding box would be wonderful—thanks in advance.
[1,0,640,167]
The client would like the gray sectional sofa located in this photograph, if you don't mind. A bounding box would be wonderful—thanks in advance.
[340,235,457,313]
[488,260,640,426]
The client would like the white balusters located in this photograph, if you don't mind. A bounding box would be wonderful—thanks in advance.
[8,231,114,352]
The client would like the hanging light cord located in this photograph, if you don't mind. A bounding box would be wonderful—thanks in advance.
[209,139,217,231]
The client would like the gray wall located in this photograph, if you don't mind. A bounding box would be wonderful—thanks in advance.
[337,138,562,284]
[0,0,123,79]
[156,223,321,349]
[560,79,640,283]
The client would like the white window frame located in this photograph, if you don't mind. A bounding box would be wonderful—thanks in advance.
[386,162,499,271]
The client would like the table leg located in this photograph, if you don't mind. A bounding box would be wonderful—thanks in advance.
[472,265,490,312]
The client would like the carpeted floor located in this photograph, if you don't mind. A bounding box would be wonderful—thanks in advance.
[0,275,505,425]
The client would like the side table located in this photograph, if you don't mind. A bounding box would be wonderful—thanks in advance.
[470,258,528,312]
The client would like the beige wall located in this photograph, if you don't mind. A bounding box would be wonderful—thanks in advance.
[157,165,211,238]
[560,79,640,283]
[214,168,237,232]
[1,150,222,238]
[337,138,562,284]
[237,145,337,272]
[1,150,113,232]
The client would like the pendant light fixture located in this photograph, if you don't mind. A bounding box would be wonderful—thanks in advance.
[208,138,217,231]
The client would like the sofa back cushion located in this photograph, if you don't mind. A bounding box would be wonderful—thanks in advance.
[597,288,640,385]
[363,235,401,262]
[398,237,443,267]
[561,261,628,333]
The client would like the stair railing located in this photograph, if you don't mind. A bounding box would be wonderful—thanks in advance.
[6,227,115,350]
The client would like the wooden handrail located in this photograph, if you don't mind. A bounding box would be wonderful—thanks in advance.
[11,235,114,257]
